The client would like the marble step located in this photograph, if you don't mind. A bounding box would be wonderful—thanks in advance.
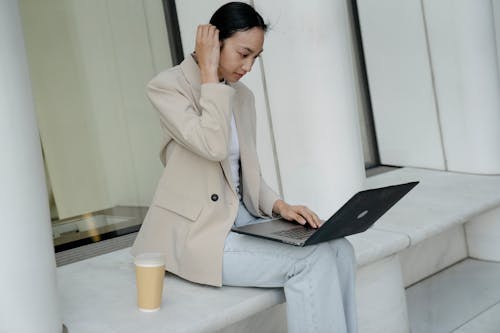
[406,259,500,333]
[453,301,500,333]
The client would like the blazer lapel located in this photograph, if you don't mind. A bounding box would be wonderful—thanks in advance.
[220,157,237,195]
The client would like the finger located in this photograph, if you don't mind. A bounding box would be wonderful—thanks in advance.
[196,25,202,43]
[209,25,219,43]
[306,208,322,228]
[203,24,211,40]
[292,212,307,225]
[305,213,318,228]
[197,25,209,46]
[296,210,313,228]
[303,208,321,228]
[296,207,317,228]
[312,212,322,227]
[285,206,310,227]
[213,28,219,43]
[202,24,210,39]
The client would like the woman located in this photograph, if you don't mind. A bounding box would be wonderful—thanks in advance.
[132,2,357,332]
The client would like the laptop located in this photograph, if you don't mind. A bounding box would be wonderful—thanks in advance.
[231,181,419,246]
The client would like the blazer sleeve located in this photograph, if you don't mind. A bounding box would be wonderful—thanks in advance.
[259,177,281,217]
[240,85,282,217]
[147,75,235,162]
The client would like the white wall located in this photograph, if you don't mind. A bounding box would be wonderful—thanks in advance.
[357,0,500,174]
[357,0,446,170]
[424,0,500,174]
[19,0,170,218]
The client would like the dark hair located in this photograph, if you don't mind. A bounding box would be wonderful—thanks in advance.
[209,2,267,41]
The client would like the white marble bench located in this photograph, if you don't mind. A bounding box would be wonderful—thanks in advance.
[57,248,286,333]
[58,167,500,333]
[353,167,500,332]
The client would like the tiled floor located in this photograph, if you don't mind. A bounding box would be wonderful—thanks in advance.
[407,259,500,333]
[454,302,500,332]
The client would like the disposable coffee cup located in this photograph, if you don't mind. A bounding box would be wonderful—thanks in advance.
[134,253,165,312]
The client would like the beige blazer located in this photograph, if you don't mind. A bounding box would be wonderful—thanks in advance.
[131,56,280,287]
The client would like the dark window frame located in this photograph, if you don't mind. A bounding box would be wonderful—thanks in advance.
[162,0,185,65]
[350,0,381,169]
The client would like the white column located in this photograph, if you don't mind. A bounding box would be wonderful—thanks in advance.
[424,0,500,174]
[254,0,365,218]
[175,0,365,216]
[0,1,62,332]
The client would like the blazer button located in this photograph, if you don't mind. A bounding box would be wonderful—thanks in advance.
[211,194,219,202]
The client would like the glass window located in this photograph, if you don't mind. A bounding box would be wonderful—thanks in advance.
[19,0,173,250]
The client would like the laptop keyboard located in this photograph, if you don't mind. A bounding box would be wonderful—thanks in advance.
[272,227,317,240]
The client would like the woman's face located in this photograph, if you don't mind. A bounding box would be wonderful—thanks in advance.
[218,27,264,82]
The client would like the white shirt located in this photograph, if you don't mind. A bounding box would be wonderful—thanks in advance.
[228,113,241,199]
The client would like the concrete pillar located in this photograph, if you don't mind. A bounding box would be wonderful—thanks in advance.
[254,0,366,218]
[174,0,365,218]
[0,1,62,332]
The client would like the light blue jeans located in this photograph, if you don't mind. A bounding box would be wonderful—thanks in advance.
[222,202,358,333]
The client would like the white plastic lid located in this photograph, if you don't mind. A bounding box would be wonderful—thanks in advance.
[134,253,165,267]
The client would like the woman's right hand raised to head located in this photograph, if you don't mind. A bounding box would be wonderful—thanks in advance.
[195,24,220,84]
